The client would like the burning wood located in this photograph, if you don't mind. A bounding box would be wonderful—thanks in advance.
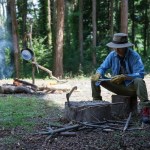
[13,78,37,91]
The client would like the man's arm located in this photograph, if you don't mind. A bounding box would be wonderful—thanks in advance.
[96,52,113,76]
[126,53,145,79]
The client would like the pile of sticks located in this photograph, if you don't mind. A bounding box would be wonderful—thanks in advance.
[36,112,142,138]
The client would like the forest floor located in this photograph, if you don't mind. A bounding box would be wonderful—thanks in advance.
[0,76,150,150]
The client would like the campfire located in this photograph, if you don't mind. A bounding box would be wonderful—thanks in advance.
[0,78,69,94]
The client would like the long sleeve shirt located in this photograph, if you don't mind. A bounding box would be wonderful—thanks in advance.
[96,48,145,86]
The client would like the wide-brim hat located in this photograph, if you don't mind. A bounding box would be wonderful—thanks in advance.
[106,33,134,48]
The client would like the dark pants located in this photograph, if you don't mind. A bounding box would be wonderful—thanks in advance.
[91,78,149,108]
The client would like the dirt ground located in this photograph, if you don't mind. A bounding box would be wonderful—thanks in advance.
[1,76,150,150]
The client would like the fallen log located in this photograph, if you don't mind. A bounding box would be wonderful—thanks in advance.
[0,85,34,94]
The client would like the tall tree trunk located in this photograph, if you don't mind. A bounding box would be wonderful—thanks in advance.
[120,0,128,33]
[53,0,65,78]
[92,0,97,66]
[79,0,83,68]
[17,0,27,48]
[143,0,148,56]
[147,0,150,53]
[130,0,135,44]
[47,0,52,46]
[8,0,20,78]
[52,0,56,63]
[114,0,120,33]
[109,0,114,36]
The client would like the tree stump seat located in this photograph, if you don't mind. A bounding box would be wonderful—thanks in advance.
[111,95,137,116]
[65,101,111,123]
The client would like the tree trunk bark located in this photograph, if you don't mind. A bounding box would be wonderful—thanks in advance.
[65,101,111,122]
[143,0,148,56]
[79,0,83,68]
[130,0,135,44]
[109,0,114,36]
[92,0,97,66]
[120,0,128,33]
[53,0,65,78]
[9,0,20,78]
[47,0,52,46]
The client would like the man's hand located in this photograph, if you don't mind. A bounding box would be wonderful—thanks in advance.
[110,74,126,84]
[91,73,101,81]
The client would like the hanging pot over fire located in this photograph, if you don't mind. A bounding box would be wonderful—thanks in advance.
[21,48,34,61]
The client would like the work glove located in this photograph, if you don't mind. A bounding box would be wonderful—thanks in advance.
[110,74,126,84]
[91,73,101,81]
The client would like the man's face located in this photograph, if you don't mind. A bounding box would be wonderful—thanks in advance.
[114,48,127,57]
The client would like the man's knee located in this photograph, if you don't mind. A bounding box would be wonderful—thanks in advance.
[133,78,145,85]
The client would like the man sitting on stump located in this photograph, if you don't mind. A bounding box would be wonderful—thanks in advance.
[91,33,150,123]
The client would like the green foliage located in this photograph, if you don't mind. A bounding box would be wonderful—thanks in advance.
[64,2,80,75]
[16,0,150,78]
[37,0,48,39]
[32,37,53,78]
[20,37,53,78]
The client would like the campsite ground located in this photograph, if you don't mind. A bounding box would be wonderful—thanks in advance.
[0,76,150,150]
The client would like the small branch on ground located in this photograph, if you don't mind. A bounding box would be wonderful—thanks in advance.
[123,112,132,132]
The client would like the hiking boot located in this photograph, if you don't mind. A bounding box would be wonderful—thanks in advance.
[141,107,150,124]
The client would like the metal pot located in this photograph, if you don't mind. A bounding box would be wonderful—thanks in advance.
[21,48,34,61]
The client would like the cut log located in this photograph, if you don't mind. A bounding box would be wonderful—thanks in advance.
[0,85,33,94]
[111,95,137,117]
[64,101,111,123]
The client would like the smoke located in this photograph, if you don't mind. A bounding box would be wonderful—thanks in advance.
[0,1,14,79]
[0,20,14,79]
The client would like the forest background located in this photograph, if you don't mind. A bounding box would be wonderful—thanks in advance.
[0,0,150,80]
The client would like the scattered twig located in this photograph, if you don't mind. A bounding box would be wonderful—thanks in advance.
[79,122,122,131]
[37,114,143,139]
[123,112,132,132]
[38,124,81,136]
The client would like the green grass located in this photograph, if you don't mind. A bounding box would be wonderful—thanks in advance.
[0,95,60,129]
